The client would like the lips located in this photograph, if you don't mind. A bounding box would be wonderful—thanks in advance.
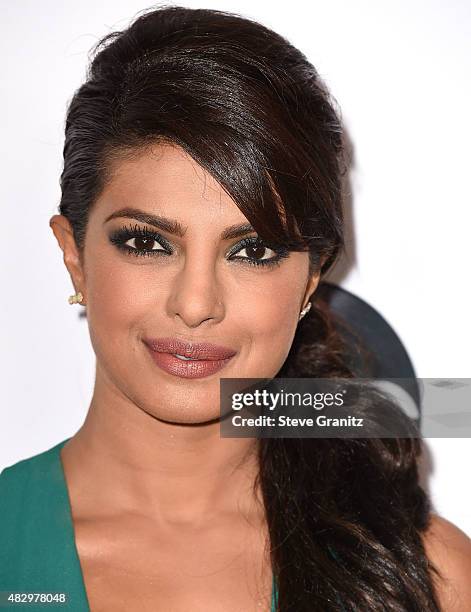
[143,337,237,379]
[143,337,237,360]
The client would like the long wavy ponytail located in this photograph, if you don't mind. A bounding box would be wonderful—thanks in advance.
[58,5,441,609]
[265,297,441,610]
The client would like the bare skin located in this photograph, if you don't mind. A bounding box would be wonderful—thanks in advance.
[422,515,471,611]
[50,142,321,611]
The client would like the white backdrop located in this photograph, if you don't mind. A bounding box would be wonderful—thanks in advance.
[1,1,470,536]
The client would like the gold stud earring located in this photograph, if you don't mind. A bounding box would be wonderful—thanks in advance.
[298,301,311,321]
[68,291,84,305]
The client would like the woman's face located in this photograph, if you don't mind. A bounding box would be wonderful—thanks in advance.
[52,143,320,424]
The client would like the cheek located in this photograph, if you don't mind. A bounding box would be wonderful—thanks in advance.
[83,251,161,358]
[230,267,306,375]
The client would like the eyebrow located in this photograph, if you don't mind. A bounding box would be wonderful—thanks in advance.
[104,207,255,240]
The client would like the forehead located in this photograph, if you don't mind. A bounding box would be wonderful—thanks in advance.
[96,142,246,226]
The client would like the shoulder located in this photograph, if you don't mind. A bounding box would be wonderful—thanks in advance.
[422,513,471,611]
[0,440,69,556]
[0,450,41,493]
[0,440,69,508]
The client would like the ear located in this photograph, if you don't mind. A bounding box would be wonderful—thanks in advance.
[49,214,86,301]
[300,256,326,310]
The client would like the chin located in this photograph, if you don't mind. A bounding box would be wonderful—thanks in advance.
[145,404,222,426]
[138,383,223,425]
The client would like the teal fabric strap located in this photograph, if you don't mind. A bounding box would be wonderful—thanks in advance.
[0,439,90,611]
[271,574,278,611]
[270,550,346,611]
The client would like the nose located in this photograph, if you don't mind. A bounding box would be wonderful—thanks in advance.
[167,255,225,328]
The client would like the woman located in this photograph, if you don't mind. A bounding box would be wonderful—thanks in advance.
[1,5,470,611]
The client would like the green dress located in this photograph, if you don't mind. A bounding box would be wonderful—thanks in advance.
[0,439,278,611]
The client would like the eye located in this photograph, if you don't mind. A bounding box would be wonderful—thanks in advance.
[124,236,166,253]
[108,224,172,258]
[228,237,290,268]
[234,244,276,262]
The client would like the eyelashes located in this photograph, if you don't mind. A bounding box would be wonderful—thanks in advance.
[108,223,290,268]
[109,224,172,256]
[226,236,290,268]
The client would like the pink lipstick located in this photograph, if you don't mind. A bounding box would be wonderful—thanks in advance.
[143,337,237,379]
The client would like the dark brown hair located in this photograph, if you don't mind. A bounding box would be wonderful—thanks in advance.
[58,5,441,610]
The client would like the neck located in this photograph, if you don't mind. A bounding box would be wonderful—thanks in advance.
[61,366,264,528]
